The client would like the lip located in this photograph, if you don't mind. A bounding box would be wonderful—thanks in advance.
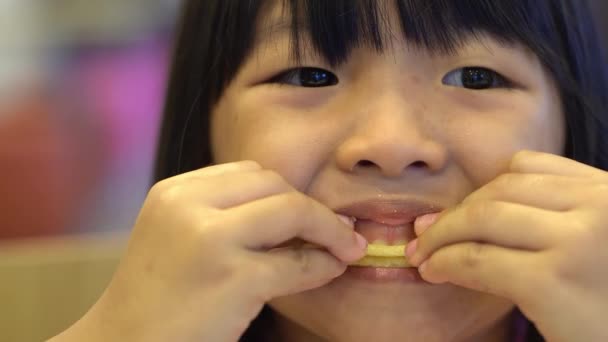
[334,198,443,225]
[343,266,426,283]
[334,198,443,244]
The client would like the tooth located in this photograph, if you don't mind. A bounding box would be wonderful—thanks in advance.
[371,239,387,245]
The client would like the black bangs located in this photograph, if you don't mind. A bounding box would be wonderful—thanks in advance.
[267,0,560,67]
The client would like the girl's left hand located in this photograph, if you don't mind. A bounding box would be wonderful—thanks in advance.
[407,150,608,342]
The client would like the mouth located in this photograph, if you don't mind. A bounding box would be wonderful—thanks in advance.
[334,198,443,268]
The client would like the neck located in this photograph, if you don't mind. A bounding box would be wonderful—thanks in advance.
[270,310,515,342]
[466,313,513,342]
[272,313,327,342]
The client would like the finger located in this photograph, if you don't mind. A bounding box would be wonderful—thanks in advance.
[154,160,262,190]
[185,160,262,178]
[510,150,606,179]
[418,242,539,303]
[252,248,346,299]
[161,169,295,209]
[163,161,262,184]
[227,192,366,262]
[409,201,564,265]
[464,173,588,211]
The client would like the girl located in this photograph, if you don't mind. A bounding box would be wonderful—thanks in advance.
[52,1,608,341]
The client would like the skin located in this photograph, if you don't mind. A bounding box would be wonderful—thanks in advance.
[209,4,567,342]
[50,2,608,342]
[407,152,608,342]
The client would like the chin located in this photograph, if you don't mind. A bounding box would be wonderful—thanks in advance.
[269,278,515,342]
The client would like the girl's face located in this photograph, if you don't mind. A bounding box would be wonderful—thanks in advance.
[211,3,565,341]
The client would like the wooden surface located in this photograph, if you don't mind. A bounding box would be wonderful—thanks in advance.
[0,233,127,341]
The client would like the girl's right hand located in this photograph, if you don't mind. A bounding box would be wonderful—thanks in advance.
[52,161,367,342]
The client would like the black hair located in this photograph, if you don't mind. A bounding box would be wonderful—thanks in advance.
[155,1,608,341]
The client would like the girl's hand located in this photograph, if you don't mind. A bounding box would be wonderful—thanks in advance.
[407,150,608,342]
[52,161,366,342]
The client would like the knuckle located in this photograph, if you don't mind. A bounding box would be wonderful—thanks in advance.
[510,150,533,169]
[562,209,599,243]
[241,160,263,169]
[260,169,290,188]
[274,192,312,231]
[461,243,486,269]
[196,212,220,233]
[292,248,313,274]
[148,180,169,200]
[283,192,312,213]
[149,180,181,203]
[491,173,513,189]
[565,213,588,238]
[195,212,230,243]
[490,173,542,192]
[145,182,185,214]
[464,201,495,225]
[522,174,546,189]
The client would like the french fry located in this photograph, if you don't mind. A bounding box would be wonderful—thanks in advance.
[351,255,412,267]
[350,243,413,268]
[364,244,405,257]
[284,242,413,268]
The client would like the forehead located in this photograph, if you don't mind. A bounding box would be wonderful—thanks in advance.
[250,0,543,67]
[252,0,530,64]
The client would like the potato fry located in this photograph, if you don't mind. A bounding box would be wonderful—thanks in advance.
[364,244,406,257]
[350,255,412,268]
[349,243,413,268]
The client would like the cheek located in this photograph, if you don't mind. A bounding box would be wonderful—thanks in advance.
[211,99,330,190]
[450,96,564,187]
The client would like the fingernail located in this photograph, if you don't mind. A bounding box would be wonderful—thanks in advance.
[415,213,440,236]
[337,214,355,227]
[405,239,418,258]
[354,232,368,250]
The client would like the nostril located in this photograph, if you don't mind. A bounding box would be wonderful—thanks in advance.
[358,160,375,167]
[353,160,429,173]
[411,161,427,168]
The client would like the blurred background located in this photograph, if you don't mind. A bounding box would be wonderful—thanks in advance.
[0,1,606,341]
[0,0,179,240]
[0,1,181,341]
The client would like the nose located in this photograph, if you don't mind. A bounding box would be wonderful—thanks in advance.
[335,93,448,178]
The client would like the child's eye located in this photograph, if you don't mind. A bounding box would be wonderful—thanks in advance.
[442,67,511,89]
[270,67,339,87]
